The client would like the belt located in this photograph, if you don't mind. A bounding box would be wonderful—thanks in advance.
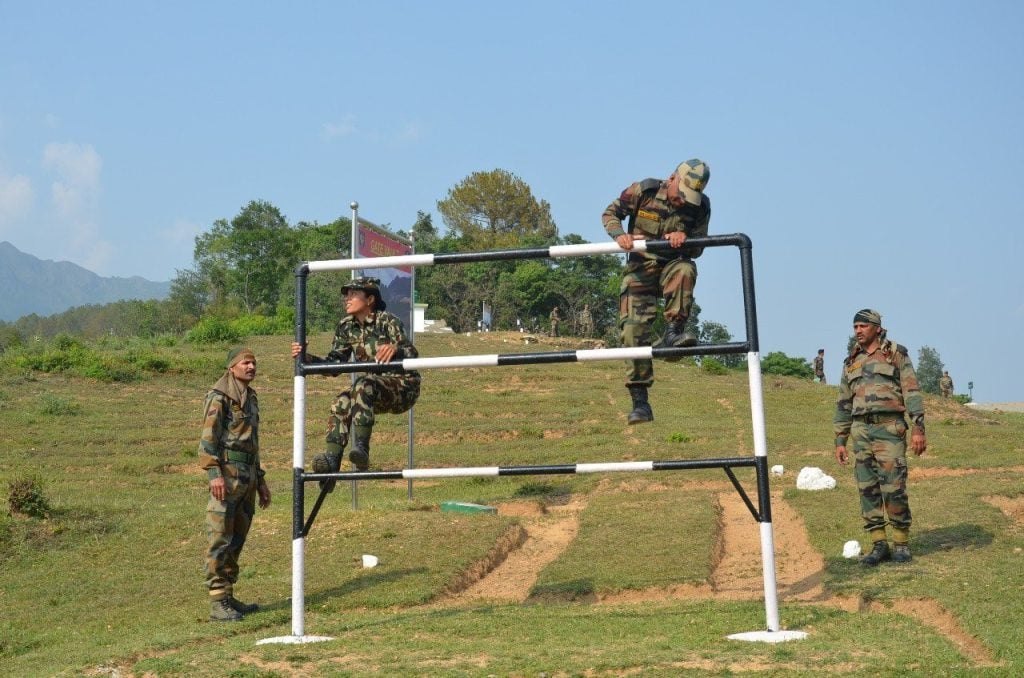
[225,450,256,465]
[853,412,904,424]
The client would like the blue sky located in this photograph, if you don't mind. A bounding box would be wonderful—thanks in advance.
[1,1,1022,403]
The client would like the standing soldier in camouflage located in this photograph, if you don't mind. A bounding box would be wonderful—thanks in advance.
[939,371,954,398]
[834,310,927,566]
[603,159,710,424]
[292,277,421,485]
[549,306,561,337]
[813,349,826,384]
[579,303,594,339]
[200,346,272,622]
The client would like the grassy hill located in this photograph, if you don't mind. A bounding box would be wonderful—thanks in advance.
[1,331,1022,675]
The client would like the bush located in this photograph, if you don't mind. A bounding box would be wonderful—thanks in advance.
[40,394,81,416]
[8,476,50,518]
[700,357,729,375]
[761,351,814,379]
[185,318,242,344]
[953,394,971,405]
[230,314,290,337]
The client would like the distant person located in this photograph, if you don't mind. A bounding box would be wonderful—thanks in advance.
[813,349,826,384]
[200,347,272,622]
[579,303,594,338]
[292,277,421,484]
[602,159,710,424]
[939,371,954,398]
[549,306,561,337]
[834,310,926,566]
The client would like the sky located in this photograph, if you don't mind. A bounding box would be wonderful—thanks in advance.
[1,1,1022,403]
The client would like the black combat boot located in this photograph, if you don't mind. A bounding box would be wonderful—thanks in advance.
[312,448,342,492]
[661,317,697,348]
[892,543,912,563]
[627,386,653,424]
[210,597,242,622]
[349,426,371,471]
[860,540,891,567]
[228,596,259,614]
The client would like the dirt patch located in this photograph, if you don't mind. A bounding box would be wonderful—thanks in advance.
[444,497,586,604]
[983,495,1024,527]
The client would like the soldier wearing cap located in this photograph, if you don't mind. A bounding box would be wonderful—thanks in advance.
[834,309,927,566]
[292,277,421,482]
[602,159,711,424]
[813,349,826,384]
[939,371,954,398]
[200,346,271,621]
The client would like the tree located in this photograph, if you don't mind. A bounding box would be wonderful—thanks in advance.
[761,351,814,378]
[436,169,557,250]
[192,200,298,314]
[698,321,744,368]
[916,345,945,395]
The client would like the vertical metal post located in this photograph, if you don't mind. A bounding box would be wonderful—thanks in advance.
[349,202,360,510]
[407,231,416,500]
[292,266,309,637]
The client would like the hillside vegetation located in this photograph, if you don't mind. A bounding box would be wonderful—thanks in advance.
[1,332,1022,676]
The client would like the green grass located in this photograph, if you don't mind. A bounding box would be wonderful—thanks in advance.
[1,331,1022,675]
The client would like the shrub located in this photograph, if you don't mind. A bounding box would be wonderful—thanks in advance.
[953,394,971,405]
[8,476,50,518]
[761,351,814,379]
[700,357,729,375]
[40,394,82,416]
[185,318,242,344]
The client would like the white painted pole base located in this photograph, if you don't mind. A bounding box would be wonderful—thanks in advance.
[256,635,334,645]
[727,630,809,643]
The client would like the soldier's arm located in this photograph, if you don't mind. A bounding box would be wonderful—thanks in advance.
[895,349,926,433]
[683,200,710,259]
[833,370,854,446]
[602,184,639,239]
[199,392,227,480]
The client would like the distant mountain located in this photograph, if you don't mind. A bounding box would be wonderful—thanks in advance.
[0,241,171,322]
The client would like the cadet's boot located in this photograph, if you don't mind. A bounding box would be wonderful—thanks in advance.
[349,426,371,471]
[312,448,342,493]
[627,386,654,424]
[860,540,891,567]
[228,596,259,614]
[661,318,697,349]
[892,543,912,563]
[210,597,242,622]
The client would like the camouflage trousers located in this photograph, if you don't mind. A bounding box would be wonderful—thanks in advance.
[205,461,257,600]
[850,419,912,532]
[619,256,697,386]
[325,373,421,452]
[816,372,826,384]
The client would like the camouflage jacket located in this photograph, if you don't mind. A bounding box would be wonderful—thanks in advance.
[813,355,824,374]
[833,339,925,444]
[198,388,263,481]
[602,179,711,261]
[939,376,954,391]
[315,310,420,379]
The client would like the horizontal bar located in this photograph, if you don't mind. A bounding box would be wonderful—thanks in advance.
[299,341,750,375]
[302,456,757,482]
[300,234,751,273]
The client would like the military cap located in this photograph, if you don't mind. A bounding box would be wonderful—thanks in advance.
[675,158,710,206]
[342,276,387,311]
[226,346,255,368]
[853,309,882,326]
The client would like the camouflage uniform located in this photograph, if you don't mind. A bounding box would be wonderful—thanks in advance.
[311,309,421,462]
[939,373,954,398]
[834,336,925,540]
[603,168,710,387]
[813,353,826,384]
[549,307,560,337]
[199,375,263,604]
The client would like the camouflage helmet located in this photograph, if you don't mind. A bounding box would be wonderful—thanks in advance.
[341,276,386,311]
[675,158,710,206]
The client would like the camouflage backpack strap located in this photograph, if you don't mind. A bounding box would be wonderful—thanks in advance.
[626,178,662,234]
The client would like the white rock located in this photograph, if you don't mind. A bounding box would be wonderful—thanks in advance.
[362,554,379,568]
[842,540,862,558]
[796,466,836,491]
[770,465,784,476]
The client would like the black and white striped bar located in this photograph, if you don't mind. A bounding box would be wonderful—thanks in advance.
[301,342,750,376]
[302,234,751,273]
[304,456,757,483]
